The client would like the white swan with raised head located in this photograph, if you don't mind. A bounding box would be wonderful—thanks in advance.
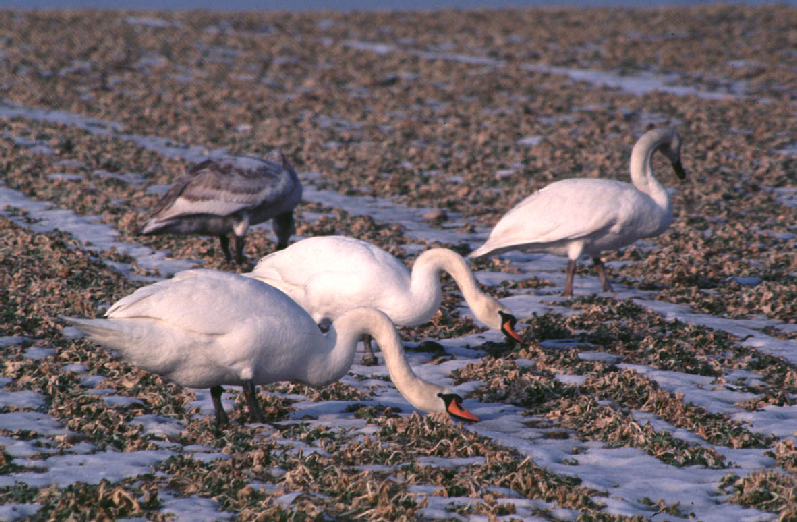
[469,128,686,297]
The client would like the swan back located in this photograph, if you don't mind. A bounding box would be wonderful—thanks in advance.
[249,236,416,323]
[139,150,302,234]
[77,270,327,388]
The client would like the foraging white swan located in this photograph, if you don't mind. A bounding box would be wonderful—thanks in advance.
[67,270,478,426]
[469,128,686,297]
[139,150,302,264]
[246,236,523,365]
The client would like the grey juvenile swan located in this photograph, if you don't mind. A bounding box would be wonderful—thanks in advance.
[140,150,302,264]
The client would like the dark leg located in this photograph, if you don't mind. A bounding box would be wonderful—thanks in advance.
[562,260,576,297]
[219,235,232,263]
[242,380,266,423]
[234,235,247,265]
[593,257,614,292]
[361,335,378,366]
[273,211,294,251]
[210,385,229,427]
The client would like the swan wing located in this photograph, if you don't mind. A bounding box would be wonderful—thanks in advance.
[252,236,407,287]
[107,269,307,335]
[471,179,642,256]
[250,236,412,320]
[144,154,298,222]
[243,272,306,305]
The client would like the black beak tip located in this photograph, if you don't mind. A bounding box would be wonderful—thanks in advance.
[672,160,687,180]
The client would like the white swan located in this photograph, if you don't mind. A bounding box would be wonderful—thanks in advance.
[469,128,686,297]
[67,270,478,426]
[246,236,523,364]
[139,150,302,264]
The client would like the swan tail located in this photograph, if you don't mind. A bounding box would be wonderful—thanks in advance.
[65,316,139,353]
[242,272,302,300]
[137,217,170,235]
[468,242,501,258]
[469,238,532,258]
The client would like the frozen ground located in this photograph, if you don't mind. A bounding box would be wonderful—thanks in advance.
[0,6,795,521]
[1,100,794,520]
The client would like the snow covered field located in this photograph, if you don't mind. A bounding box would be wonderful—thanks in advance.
[0,6,795,520]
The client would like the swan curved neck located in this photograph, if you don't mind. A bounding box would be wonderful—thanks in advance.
[629,130,674,211]
[411,249,480,311]
[321,308,447,413]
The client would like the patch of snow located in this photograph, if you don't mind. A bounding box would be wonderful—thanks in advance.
[23,346,55,360]
[0,503,42,521]
[158,493,234,522]
[129,414,186,438]
[0,449,172,488]
[124,16,174,28]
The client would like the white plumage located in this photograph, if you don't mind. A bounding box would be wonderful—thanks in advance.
[139,150,302,264]
[469,128,686,296]
[68,270,478,425]
[246,236,522,364]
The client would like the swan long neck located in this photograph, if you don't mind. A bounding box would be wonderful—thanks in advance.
[411,249,477,309]
[412,249,500,329]
[628,129,675,213]
[323,308,448,413]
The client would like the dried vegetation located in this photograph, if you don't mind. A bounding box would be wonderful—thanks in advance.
[0,5,796,519]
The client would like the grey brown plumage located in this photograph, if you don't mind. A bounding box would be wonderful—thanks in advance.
[140,150,302,264]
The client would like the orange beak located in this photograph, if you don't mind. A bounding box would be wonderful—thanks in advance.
[503,319,523,345]
[447,398,479,423]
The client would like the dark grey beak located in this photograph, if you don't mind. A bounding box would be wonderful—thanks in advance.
[672,160,687,180]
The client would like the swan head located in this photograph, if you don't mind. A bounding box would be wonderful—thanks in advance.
[498,310,523,345]
[660,129,686,180]
[473,297,523,345]
[437,392,479,423]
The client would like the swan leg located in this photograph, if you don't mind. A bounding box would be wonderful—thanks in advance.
[593,257,614,293]
[562,260,576,297]
[361,335,379,366]
[242,380,266,423]
[234,235,247,265]
[219,235,233,263]
[210,385,230,427]
[273,211,295,250]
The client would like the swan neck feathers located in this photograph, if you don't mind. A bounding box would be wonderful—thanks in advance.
[629,128,678,211]
[328,307,448,413]
[305,307,389,385]
[413,249,504,330]
[407,249,451,319]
